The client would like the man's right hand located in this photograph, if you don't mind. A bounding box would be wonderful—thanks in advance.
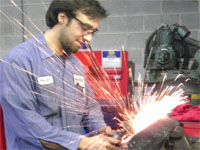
[78,134,120,150]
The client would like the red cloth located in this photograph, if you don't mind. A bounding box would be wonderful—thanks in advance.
[0,105,6,149]
[171,104,200,122]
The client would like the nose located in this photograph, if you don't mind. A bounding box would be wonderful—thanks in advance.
[83,34,92,43]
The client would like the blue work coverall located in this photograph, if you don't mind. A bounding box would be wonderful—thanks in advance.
[0,34,105,150]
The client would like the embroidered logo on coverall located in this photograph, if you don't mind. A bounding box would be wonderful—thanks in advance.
[73,74,85,93]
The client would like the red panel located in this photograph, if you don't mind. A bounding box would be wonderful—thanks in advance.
[74,50,129,99]
[121,51,129,96]
[0,105,6,149]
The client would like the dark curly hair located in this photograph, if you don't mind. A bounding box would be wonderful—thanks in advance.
[46,0,108,28]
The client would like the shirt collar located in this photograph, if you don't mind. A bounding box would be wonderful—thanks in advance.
[36,34,78,62]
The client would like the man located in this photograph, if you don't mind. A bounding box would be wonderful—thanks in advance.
[0,0,120,149]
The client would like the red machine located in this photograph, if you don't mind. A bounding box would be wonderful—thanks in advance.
[74,50,129,129]
[74,50,129,99]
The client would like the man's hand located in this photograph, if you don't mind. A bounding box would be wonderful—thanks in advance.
[78,126,120,150]
[78,134,120,150]
[97,126,113,137]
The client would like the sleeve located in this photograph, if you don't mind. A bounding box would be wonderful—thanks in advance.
[0,57,82,150]
[83,81,106,133]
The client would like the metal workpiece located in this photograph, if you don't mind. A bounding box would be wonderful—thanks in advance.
[126,116,179,150]
[116,116,194,150]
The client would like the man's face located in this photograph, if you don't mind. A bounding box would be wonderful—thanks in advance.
[59,11,100,54]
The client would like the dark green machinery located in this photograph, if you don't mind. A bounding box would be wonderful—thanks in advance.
[144,24,200,105]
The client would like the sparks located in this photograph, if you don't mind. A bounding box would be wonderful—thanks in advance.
[74,49,188,145]
[116,76,187,144]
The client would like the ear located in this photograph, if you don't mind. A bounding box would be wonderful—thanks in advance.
[57,12,68,25]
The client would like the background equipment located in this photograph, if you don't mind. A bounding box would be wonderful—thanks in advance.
[144,23,200,105]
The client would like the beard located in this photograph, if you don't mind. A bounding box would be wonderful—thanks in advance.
[60,37,79,55]
[59,26,80,55]
[62,41,79,55]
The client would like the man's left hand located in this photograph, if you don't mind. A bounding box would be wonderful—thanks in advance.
[98,126,114,137]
